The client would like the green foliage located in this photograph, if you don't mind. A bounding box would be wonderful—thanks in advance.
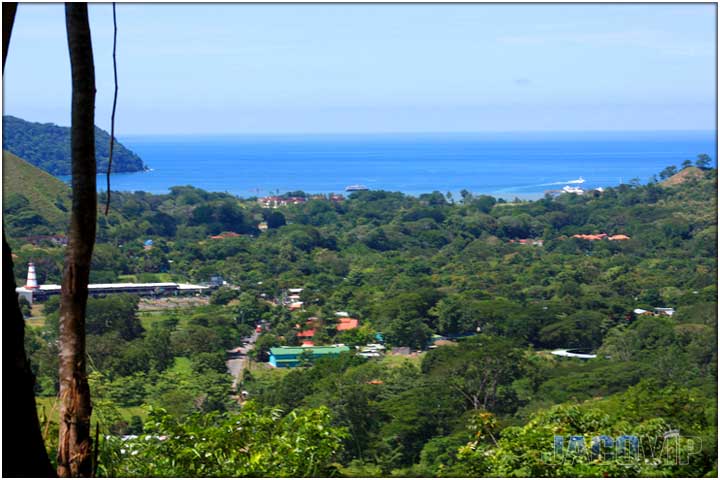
[3,150,72,237]
[15,164,717,476]
[453,381,715,477]
[86,294,144,340]
[209,286,239,305]
[265,210,286,228]
[98,404,347,477]
[2,115,146,175]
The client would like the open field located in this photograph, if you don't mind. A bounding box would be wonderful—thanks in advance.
[35,396,148,424]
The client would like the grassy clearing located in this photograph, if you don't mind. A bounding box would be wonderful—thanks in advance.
[169,356,192,375]
[379,352,425,368]
[2,150,70,225]
[26,316,46,329]
[36,396,148,424]
[118,273,178,283]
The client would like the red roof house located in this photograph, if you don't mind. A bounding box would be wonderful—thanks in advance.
[336,317,359,331]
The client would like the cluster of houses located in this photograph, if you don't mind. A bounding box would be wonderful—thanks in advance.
[508,234,631,246]
[21,234,68,246]
[258,196,308,208]
[209,231,244,240]
[295,312,360,346]
[357,343,385,358]
[509,238,544,246]
[283,288,305,311]
[571,233,631,241]
[267,342,385,368]
[265,296,370,367]
[257,193,344,209]
[633,307,675,317]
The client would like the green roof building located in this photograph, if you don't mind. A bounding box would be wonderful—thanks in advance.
[268,345,350,368]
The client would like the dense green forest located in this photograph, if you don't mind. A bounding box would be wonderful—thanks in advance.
[6,157,717,477]
[2,115,146,175]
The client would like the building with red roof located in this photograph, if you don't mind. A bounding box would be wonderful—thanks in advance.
[297,329,315,338]
[336,317,359,331]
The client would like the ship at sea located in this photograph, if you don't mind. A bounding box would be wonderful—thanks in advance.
[345,184,369,192]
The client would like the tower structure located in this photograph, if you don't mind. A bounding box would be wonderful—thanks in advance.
[25,262,38,289]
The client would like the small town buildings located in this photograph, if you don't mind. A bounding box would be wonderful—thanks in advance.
[21,234,68,246]
[572,233,608,241]
[569,233,630,241]
[296,328,316,338]
[550,348,597,359]
[209,231,242,240]
[15,262,210,304]
[268,345,351,368]
[633,307,675,317]
[258,196,308,208]
[336,317,359,331]
[509,238,544,246]
[357,343,385,358]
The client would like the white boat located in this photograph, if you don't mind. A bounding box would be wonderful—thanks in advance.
[345,185,369,192]
[566,176,585,184]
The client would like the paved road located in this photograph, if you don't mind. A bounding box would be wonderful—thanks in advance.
[226,330,260,390]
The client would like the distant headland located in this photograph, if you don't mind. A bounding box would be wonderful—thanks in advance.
[2,115,147,176]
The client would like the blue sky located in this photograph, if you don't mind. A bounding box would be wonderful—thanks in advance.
[3,3,716,134]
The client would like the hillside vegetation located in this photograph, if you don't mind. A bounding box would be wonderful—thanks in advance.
[8,162,717,477]
[3,150,70,234]
[2,115,146,175]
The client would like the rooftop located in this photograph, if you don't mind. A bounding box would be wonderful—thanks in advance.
[270,345,350,356]
[336,317,359,331]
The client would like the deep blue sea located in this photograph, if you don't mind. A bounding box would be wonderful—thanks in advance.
[71,131,717,200]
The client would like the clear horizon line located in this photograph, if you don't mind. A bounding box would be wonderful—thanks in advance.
[117,128,719,138]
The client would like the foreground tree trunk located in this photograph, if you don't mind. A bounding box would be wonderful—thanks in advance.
[2,2,56,477]
[57,3,97,477]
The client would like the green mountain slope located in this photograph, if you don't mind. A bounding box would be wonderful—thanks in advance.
[3,150,71,232]
[2,115,147,176]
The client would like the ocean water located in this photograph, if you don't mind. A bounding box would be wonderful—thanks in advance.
[69,131,717,200]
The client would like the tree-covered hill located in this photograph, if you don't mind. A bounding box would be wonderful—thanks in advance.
[2,150,128,241]
[8,162,717,477]
[2,115,147,175]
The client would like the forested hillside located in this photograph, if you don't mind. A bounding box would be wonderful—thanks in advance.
[8,164,717,477]
[2,115,146,175]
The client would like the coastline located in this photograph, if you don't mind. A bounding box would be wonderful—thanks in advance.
[51,130,716,201]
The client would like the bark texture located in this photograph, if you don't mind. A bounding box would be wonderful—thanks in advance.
[2,2,56,476]
[57,3,97,477]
